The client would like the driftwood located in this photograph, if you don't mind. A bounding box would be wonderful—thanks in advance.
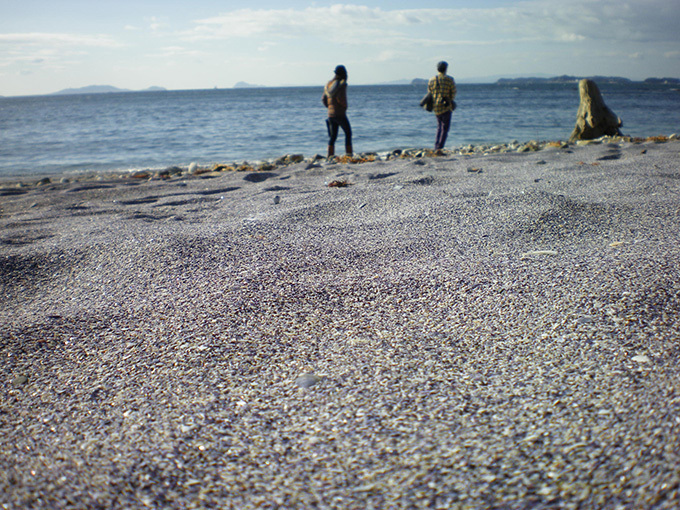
[569,79,623,141]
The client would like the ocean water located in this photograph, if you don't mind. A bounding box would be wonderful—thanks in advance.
[1,82,678,178]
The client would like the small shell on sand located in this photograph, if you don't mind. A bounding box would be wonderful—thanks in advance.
[520,249,558,259]
[294,373,323,388]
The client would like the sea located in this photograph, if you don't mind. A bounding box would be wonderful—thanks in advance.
[1,82,679,178]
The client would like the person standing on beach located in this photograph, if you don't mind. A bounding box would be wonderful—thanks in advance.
[322,65,352,157]
[428,61,456,151]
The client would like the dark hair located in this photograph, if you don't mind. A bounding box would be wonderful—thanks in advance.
[437,61,448,73]
[334,65,347,78]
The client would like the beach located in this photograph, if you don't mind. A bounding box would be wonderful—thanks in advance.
[2,137,679,509]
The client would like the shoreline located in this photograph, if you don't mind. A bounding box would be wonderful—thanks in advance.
[1,133,677,189]
[2,136,679,508]
[0,133,678,187]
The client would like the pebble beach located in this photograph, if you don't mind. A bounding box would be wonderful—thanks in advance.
[1,136,679,509]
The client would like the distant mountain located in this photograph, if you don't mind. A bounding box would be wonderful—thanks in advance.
[457,73,553,84]
[495,75,633,85]
[52,85,166,95]
[644,77,680,85]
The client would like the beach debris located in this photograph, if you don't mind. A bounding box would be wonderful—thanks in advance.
[520,250,558,259]
[192,167,216,176]
[273,195,280,204]
[467,167,483,173]
[411,176,435,185]
[632,354,651,364]
[212,164,235,172]
[274,154,305,166]
[130,170,152,179]
[569,79,623,141]
[517,141,540,153]
[336,154,376,164]
[294,373,322,388]
[12,375,29,388]
[188,162,199,174]
[328,180,351,188]
[287,154,305,164]
[165,166,184,176]
[609,241,625,247]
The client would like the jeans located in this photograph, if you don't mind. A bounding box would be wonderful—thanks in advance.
[326,116,352,146]
[435,110,452,150]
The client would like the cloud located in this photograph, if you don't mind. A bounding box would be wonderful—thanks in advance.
[147,46,203,59]
[186,6,421,43]
[184,1,680,48]
[0,33,121,47]
[149,17,166,32]
[493,0,680,44]
[0,32,122,73]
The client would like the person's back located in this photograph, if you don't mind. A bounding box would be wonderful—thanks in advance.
[427,61,456,151]
[325,77,348,118]
[322,65,353,157]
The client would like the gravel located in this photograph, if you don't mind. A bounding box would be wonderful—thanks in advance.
[1,139,679,509]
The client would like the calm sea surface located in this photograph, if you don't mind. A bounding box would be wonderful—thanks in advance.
[1,82,678,178]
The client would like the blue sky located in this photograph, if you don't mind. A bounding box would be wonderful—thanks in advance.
[1,0,679,96]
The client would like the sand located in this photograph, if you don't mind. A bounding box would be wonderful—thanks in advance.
[1,139,679,509]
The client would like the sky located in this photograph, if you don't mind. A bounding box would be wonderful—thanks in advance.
[1,0,679,96]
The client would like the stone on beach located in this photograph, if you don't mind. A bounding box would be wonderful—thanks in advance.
[294,373,323,388]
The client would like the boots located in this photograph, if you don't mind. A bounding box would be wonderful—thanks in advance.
[345,142,353,155]
[327,145,335,158]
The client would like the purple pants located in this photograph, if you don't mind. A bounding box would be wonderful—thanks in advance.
[435,110,452,150]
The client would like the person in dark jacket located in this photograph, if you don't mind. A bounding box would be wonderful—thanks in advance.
[322,65,352,157]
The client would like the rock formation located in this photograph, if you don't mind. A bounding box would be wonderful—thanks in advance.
[569,79,623,141]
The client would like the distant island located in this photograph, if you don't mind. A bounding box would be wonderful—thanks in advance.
[498,76,680,85]
[495,75,632,85]
[410,76,680,86]
[31,76,679,97]
[643,77,680,85]
[52,85,166,95]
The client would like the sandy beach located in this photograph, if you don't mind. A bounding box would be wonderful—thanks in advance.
[2,138,679,509]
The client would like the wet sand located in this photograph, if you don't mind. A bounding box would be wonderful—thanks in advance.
[1,139,679,509]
